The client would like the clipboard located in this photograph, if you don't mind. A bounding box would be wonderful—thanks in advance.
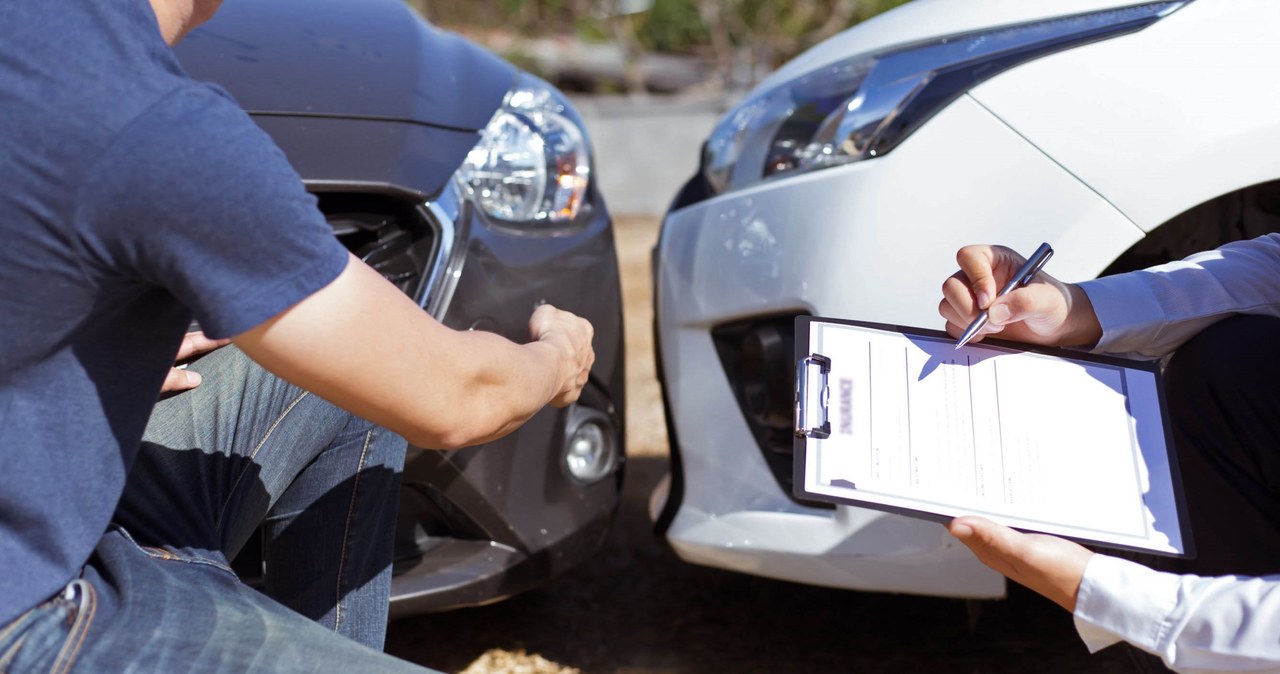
[793,315,1194,558]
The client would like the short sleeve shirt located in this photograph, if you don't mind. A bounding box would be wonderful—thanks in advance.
[0,0,349,625]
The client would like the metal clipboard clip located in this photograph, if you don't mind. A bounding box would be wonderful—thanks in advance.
[794,353,831,439]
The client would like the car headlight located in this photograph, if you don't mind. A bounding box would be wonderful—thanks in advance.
[459,73,591,227]
[703,1,1189,197]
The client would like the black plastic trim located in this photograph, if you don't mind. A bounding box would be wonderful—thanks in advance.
[667,143,712,213]
[651,321,685,536]
[710,313,835,510]
[247,109,481,134]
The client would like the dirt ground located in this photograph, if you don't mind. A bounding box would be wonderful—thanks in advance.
[384,216,1137,674]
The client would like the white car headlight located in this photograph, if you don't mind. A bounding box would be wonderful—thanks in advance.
[703,1,1189,197]
[459,74,591,227]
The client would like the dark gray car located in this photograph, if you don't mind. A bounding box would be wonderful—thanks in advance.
[175,0,625,616]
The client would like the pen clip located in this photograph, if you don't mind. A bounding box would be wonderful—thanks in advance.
[795,353,832,439]
[1017,243,1054,285]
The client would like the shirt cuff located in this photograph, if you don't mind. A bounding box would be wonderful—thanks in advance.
[1077,275,1167,357]
[1074,554,1181,655]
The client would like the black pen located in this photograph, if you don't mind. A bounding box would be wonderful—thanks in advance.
[954,242,1054,350]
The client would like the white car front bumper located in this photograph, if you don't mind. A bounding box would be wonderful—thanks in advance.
[652,94,1145,598]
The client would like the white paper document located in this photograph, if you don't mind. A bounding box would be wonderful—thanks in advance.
[795,319,1188,556]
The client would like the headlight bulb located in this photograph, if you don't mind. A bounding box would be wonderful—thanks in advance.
[459,74,591,227]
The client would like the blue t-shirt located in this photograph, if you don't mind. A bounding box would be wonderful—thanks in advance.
[0,0,349,625]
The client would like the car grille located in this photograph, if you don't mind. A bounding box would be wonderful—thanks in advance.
[316,192,437,299]
[711,313,833,509]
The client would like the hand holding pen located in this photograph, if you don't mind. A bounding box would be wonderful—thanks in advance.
[939,243,1103,349]
[955,243,1053,348]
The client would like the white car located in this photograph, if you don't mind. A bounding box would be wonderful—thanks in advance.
[651,0,1280,598]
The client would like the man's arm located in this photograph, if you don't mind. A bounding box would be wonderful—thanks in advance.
[233,253,594,450]
[1076,233,1280,358]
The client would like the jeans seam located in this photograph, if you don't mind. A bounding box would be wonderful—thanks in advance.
[0,632,28,672]
[51,581,96,674]
[0,606,36,674]
[215,391,311,533]
[0,605,32,650]
[333,429,374,634]
[115,527,237,575]
[143,550,237,575]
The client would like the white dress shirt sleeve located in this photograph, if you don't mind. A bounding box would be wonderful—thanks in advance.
[1068,234,1280,671]
[1077,233,1280,359]
[1075,555,1280,673]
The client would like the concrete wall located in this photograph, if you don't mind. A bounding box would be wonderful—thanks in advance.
[572,95,729,217]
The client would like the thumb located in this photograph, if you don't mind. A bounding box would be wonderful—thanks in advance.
[949,516,1017,556]
[986,283,1065,329]
[948,516,1030,585]
[161,366,204,394]
[528,303,559,340]
[955,246,1004,310]
[949,516,1091,612]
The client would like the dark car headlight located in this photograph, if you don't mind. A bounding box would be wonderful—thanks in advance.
[703,1,1188,197]
[458,73,591,227]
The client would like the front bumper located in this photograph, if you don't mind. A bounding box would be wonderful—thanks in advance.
[388,181,627,615]
[651,95,1145,598]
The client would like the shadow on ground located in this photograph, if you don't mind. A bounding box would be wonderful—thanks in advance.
[385,455,1133,674]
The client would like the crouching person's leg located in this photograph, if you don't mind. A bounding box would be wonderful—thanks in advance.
[110,345,410,653]
[1162,314,1280,576]
[260,402,405,648]
[0,529,439,674]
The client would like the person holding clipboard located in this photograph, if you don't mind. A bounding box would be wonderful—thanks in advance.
[939,239,1280,673]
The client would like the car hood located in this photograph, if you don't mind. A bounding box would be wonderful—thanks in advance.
[175,0,516,131]
[761,0,1177,91]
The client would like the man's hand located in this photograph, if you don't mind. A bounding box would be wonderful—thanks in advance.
[529,304,595,408]
[949,516,1094,612]
[162,331,231,393]
[939,245,1102,348]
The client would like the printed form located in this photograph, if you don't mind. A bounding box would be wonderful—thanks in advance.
[798,321,1186,555]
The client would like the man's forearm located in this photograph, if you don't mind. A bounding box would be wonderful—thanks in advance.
[235,254,593,449]
[1079,233,1280,358]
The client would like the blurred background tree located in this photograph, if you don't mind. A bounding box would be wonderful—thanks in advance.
[405,0,909,92]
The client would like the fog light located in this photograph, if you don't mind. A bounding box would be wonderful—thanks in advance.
[563,409,617,484]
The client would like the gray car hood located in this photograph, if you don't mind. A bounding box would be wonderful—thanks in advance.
[175,0,516,131]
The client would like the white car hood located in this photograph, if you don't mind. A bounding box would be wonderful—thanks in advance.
[760,0,1173,92]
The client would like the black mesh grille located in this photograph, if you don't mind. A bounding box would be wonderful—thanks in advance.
[315,192,435,298]
[711,312,833,509]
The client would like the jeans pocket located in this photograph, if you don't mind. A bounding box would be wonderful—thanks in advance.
[0,580,97,674]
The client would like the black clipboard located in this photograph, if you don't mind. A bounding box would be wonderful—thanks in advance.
[793,315,1194,558]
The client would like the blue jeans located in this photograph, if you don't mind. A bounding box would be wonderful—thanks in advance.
[0,347,440,673]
